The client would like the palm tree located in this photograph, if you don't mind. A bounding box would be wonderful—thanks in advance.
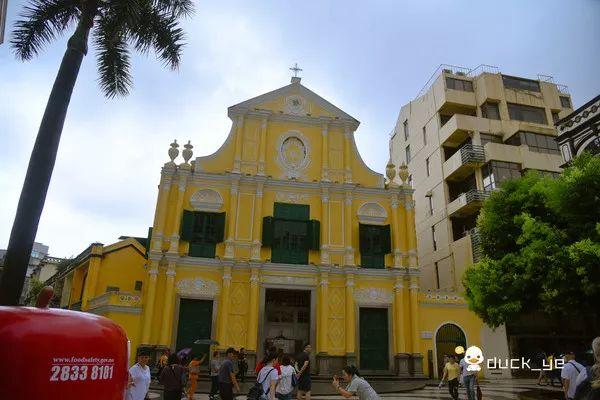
[0,0,192,305]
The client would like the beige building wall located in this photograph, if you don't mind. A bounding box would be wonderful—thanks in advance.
[390,67,572,293]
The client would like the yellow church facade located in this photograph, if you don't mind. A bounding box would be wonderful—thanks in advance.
[54,78,508,379]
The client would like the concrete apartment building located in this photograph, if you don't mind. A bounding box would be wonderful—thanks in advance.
[389,64,573,294]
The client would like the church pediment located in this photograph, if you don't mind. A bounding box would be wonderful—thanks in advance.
[228,79,359,127]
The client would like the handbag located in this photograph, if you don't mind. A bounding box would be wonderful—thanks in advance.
[477,384,483,400]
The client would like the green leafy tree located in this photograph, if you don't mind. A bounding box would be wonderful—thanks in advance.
[463,154,600,327]
[0,0,192,305]
[24,278,46,306]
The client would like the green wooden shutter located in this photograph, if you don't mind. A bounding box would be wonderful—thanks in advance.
[262,216,274,246]
[180,210,195,241]
[274,203,310,221]
[381,224,391,254]
[307,220,320,250]
[214,212,226,243]
[359,224,369,253]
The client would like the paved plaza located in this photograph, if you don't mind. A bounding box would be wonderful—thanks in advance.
[146,379,564,400]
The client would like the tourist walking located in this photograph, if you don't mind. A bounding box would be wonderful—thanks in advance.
[296,344,312,400]
[562,351,585,400]
[159,353,186,400]
[537,351,548,386]
[256,353,279,400]
[439,355,460,400]
[276,355,296,400]
[218,347,241,400]
[187,353,207,400]
[126,350,151,400]
[459,353,477,400]
[210,350,222,400]
[574,337,600,400]
[332,365,380,400]
[157,349,170,379]
[238,347,248,383]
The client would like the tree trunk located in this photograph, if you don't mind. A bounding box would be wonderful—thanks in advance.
[0,14,94,305]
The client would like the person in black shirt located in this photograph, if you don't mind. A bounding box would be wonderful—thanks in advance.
[296,344,312,400]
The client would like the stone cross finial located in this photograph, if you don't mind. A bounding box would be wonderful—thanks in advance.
[168,140,179,164]
[182,140,193,164]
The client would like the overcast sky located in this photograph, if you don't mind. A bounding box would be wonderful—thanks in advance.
[1,0,599,257]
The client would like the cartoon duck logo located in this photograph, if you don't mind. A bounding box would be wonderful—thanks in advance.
[464,346,484,372]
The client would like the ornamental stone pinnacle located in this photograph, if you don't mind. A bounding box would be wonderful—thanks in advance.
[182,140,193,164]
[168,139,179,164]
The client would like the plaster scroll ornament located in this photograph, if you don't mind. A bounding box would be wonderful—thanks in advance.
[276,132,311,179]
[190,189,224,211]
[176,278,220,297]
[357,202,387,224]
[354,288,393,304]
[168,139,179,164]
[284,95,308,115]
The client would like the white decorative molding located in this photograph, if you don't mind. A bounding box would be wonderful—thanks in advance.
[261,275,317,286]
[421,331,433,339]
[176,278,220,297]
[284,95,308,115]
[354,288,393,305]
[189,189,224,212]
[275,192,309,204]
[276,131,311,179]
[357,202,388,225]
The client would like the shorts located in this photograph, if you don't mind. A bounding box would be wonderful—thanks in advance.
[219,382,234,400]
[297,374,311,392]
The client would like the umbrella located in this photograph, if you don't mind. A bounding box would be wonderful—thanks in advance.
[177,347,192,360]
[194,339,220,345]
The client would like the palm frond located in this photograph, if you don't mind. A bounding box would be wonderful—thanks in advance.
[94,14,132,98]
[131,6,185,69]
[154,0,194,18]
[12,0,80,60]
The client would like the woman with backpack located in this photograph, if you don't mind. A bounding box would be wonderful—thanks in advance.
[332,365,380,400]
[575,337,600,400]
[276,355,296,400]
[252,353,279,400]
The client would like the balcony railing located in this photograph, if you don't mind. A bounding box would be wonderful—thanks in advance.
[465,189,491,204]
[447,189,491,217]
[470,228,483,263]
[460,144,485,164]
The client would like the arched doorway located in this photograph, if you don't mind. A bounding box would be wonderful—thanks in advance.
[435,323,467,378]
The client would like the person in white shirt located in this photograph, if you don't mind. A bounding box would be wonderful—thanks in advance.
[459,355,477,400]
[561,351,585,400]
[277,355,296,400]
[126,351,152,400]
[257,353,279,400]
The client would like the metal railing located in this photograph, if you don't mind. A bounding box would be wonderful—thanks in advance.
[465,189,491,204]
[416,64,472,98]
[467,64,500,77]
[460,144,485,164]
[469,228,483,263]
[557,84,569,94]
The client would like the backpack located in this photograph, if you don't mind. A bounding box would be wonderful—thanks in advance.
[575,367,600,400]
[247,368,276,400]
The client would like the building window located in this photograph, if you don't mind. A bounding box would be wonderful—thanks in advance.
[480,133,502,146]
[403,119,409,140]
[359,224,391,269]
[502,75,541,92]
[446,77,474,92]
[481,102,500,120]
[264,203,320,265]
[552,111,560,124]
[482,161,522,190]
[405,145,411,163]
[506,131,560,155]
[425,157,430,176]
[431,225,437,251]
[181,210,226,258]
[507,103,547,125]
[440,114,452,127]
[560,96,571,108]
[134,281,143,291]
[106,286,120,292]
[434,262,440,290]
[423,126,427,146]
